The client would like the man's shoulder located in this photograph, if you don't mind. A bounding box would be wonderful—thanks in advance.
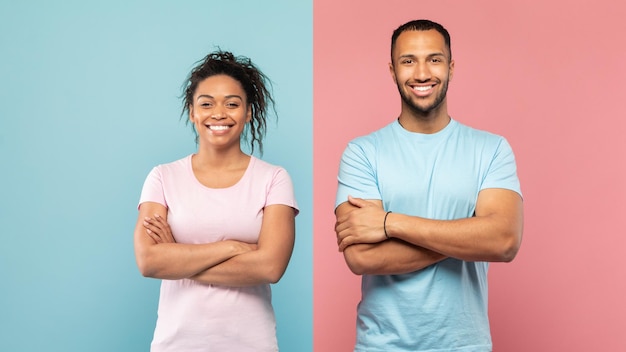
[347,121,396,146]
[453,119,507,144]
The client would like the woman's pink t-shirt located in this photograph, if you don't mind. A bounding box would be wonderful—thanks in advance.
[139,155,298,351]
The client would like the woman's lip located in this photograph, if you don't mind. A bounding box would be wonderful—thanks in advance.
[206,125,233,131]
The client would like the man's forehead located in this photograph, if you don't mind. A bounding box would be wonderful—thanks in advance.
[393,30,449,57]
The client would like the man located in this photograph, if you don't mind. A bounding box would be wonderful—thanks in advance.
[334,19,523,351]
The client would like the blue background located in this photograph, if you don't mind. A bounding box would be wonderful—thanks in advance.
[0,1,312,351]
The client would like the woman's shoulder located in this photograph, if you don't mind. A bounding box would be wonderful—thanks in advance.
[250,156,287,172]
[249,156,292,183]
[150,154,192,177]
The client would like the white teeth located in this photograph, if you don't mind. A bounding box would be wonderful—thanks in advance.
[413,86,433,92]
[208,125,230,131]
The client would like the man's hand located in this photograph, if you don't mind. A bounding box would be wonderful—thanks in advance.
[335,196,388,251]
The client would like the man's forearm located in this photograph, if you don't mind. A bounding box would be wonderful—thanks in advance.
[386,195,523,263]
[343,239,447,275]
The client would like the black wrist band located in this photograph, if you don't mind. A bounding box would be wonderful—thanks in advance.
[384,211,392,239]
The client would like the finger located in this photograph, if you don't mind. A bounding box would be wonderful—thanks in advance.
[145,228,162,243]
[347,195,369,208]
[335,202,362,225]
[338,236,352,252]
[154,215,175,242]
[334,216,351,234]
[153,214,169,227]
[335,221,343,240]
[145,217,172,241]
[145,216,165,231]
[144,216,160,229]
[143,219,155,231]
[143,219,167,241]
[146,228,161,238]
[143,218,162,232]
[151,214,176,243]
[336,228,350,246]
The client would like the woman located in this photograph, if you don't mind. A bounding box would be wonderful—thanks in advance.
[134,51,298,351]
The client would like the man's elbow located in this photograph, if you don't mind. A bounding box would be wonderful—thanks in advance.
[346,259,367,275]
[343,246,376,275]
[496,229,523,263]
[499,245,519,263]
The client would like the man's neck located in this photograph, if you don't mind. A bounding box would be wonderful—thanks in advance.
[398,108,451,134]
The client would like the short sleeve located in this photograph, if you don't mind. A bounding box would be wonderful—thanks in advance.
[335,140,381,209]
[266,167,299,216]
[138,167,167,209]
[481,138,522,197]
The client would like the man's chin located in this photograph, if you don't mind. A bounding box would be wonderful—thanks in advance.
[406,100,437,116]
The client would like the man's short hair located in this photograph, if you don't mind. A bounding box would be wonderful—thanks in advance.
[391,19,452,60]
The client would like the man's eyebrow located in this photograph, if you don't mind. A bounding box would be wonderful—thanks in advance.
[398,52,448,60]
[398,52,447,59]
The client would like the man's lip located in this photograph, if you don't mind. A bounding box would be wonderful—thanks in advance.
[409,83,436,97]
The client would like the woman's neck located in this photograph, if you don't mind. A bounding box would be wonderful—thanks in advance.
[193,146,249,170]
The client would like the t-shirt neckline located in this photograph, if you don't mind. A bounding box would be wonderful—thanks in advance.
[186,154,255,190]
[393,117,457,142]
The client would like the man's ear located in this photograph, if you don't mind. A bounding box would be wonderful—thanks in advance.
[448,59,455,81]
[389,62,397,83]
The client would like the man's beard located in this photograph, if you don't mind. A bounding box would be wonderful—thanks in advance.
[397,78,449,117]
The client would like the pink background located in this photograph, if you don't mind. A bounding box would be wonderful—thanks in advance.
[314,1,626,351]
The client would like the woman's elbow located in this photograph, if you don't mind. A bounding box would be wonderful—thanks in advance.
[136,258,156,278]
[135,249,160,278]
[260,256,290,284]
[267,273,283,285]
[264,265,288,284]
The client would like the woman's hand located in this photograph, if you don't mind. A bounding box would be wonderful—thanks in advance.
[135,202,260,279]
[143,214,176,244]
[143,214,257,253]
[231,241,258,253]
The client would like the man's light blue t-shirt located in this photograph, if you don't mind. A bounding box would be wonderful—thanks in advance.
[335,119,521,352]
